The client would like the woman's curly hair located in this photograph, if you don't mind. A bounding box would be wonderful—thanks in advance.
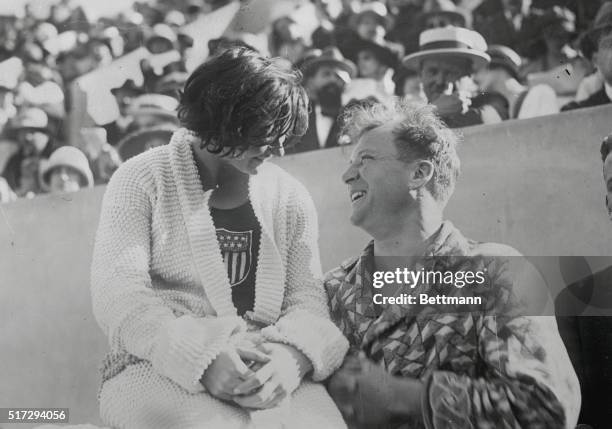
[177,46,309,156]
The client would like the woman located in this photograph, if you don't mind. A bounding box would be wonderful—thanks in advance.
[91,47,348,429]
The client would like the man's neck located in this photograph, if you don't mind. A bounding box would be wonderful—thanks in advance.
[373,208,443,272]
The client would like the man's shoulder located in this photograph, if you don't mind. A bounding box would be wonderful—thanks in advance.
[324,256,360,285]
[562,87,609,111]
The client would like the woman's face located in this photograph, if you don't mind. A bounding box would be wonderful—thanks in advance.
[219,137,286,175]
[48,166,83,194]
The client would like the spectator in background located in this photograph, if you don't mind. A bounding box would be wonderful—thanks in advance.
[2,108,54,197]
[473,0,529,52]
[403,27,507,127]
[562,34,612,110]
[421,0,469,29]
[106,79,144,145]
[116,125,176,162]
[39,146,94,194]
[521,6,590,95]
[125,94,180,135]
[344,37,402,103]
[393,65,426,101]
[289,47,356,153]
[474,45,559,118]
[574,2,612,102]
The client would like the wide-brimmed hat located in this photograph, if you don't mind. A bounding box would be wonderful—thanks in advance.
[354,38,403,69]
[487,45,522,79]
[10,107,49,132]
[117,126,176,161]
[350,2,391,30]
[297,47,357,81]
[402,27,490,71]
[39,146,94,190]
[127,94,179,120]
[422,0,467,28]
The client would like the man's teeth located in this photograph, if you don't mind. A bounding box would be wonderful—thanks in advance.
[351,191,366,202]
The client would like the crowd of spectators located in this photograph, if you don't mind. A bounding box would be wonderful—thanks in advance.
[0,0,611,202]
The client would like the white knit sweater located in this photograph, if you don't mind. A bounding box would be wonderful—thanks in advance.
[91,128,348,428]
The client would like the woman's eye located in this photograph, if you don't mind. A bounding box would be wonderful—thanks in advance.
[361,155,374,162]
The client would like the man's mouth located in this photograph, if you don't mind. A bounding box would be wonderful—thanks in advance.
[350,190,367,203]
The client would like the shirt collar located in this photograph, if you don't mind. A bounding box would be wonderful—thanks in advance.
[605,82,612,101]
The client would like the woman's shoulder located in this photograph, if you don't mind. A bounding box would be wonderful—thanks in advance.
[106,145,171,196]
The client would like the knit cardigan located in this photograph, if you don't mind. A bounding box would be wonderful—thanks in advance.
[91,128,348,399]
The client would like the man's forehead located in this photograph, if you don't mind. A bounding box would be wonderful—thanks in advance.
[422,56,471,74]
[353,122,399,153]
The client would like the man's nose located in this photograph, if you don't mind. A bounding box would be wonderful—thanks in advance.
[342,163,358,184]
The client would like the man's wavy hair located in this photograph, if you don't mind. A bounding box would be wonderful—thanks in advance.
[341,100,461,205]
[177,46,309,155]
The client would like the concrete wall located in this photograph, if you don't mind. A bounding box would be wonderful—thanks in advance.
[1,104,612,426]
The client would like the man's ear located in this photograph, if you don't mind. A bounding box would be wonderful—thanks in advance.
[409,160,434,189]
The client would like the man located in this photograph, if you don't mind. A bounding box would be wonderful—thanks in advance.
[403,27,507,127]
[2,108,53,197]
[553,133,612,428]
[562,34,612,111]
[289,47,356,153]
[324,100,580,428]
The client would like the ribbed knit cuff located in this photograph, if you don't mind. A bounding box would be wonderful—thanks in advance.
[260,309,349,381]
[151,315,246,393]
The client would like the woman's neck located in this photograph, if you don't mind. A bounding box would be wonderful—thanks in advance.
[191,143,250,208]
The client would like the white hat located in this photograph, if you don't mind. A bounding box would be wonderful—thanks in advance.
[127,94,179,120]
[402,27,490,71]
[39,146,94,191]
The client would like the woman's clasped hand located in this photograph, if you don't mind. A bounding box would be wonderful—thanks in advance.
[201,342,311,410]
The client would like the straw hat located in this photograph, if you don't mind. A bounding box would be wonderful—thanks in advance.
[402,27,490,71]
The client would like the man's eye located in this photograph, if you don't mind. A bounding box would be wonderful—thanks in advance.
[361,155,374,162]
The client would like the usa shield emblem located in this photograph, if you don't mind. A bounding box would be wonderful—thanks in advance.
[216,228,253,286]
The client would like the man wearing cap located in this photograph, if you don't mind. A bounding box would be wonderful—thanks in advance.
[2,107,53,197]
[404,27,507,127]
[289,47,356,153]
[124,93,180,136]
[474,45,559,119]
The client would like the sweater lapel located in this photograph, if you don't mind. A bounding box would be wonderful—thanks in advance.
[168,129,236,317]
[248,165,286,325]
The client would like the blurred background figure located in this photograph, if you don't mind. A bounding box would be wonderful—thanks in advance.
[2,107,54,197]
[39,145,93,194]
[562,34,612,110]
[289,47,355,153]
[344,37,402,103]
[421,0,469,30]
[474,45,559,118]
[116,126,176,162]
[125,93,180,134]
[521,6,590,96]
[473,0,530,51]
[0,176,17,203]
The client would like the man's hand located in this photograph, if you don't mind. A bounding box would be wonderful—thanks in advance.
[200,346,270,401]
[232,343,312,409]
[329,353,424,428]
[431,93,471,116]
